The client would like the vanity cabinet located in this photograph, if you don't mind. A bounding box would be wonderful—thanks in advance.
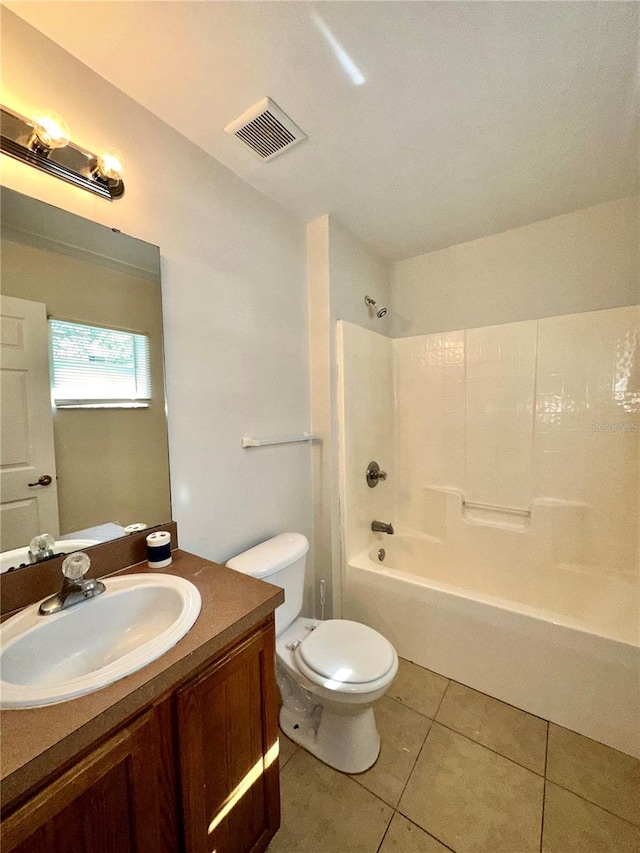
[1,710,166,853]
[1,616,280,853]
[177,617,280,853]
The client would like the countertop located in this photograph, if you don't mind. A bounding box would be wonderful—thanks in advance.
[0,549,284,810]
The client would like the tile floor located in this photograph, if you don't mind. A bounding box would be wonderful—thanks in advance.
[268,658,640,853]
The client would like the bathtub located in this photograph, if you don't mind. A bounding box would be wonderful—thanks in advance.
[343,533,640,758]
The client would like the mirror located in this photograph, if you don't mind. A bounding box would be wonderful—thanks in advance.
[0,187,171,572]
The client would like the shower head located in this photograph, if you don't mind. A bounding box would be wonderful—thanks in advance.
[364,295,387,319]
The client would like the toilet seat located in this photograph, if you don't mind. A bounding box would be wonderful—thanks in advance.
[293,619,396,693]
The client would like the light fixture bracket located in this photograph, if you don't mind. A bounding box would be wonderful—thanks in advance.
[0,106,124,201]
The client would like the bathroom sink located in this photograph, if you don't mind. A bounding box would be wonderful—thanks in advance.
[0,573,202,709]
[0,539,101,574]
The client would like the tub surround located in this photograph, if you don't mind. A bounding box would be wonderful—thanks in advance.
[338,308,640,759]
[339,306,639,574]
[0,548,283,811]
[393,306,639,573]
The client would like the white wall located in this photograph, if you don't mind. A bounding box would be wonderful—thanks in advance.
[391,196,639,337]
[1,10,313,581]
[307,215,390,616]
[328,218,391,336]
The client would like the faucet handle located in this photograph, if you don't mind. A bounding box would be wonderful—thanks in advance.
[366,461,388,488]
[62,552,91,581]
[29,533,55,561]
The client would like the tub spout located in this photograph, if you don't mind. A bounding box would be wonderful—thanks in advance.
[371,520,394,535]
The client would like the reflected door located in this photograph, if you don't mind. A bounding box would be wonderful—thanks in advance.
[0,296,59,550]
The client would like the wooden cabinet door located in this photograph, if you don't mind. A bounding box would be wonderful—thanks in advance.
[177,618,280,853]
[1,709,167,853]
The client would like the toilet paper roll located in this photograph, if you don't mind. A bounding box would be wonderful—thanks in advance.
[146,530,172,568]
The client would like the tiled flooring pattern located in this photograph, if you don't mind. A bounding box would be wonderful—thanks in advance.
[269,659,640,853]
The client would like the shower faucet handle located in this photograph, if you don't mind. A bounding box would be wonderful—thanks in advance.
[366,461,388,488]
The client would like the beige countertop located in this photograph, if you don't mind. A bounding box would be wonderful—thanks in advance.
[0,549,284,810]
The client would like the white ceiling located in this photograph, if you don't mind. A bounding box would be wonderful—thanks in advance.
[7,1,639,261]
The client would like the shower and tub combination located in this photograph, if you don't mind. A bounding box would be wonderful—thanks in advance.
[337,306,640,758]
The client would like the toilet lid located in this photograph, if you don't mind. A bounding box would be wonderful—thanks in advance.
[297,620,395,684]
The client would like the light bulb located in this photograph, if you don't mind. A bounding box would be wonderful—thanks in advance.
[95,147,123,182]
[30,109,71,151]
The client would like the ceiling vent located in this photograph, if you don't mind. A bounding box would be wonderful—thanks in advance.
[224,97,306,161]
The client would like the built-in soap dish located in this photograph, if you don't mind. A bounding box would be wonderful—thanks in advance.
[461,500,530,531]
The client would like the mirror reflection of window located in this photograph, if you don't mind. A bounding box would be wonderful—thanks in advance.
[50,320,151,409]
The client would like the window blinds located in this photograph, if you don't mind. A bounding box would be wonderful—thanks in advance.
[50,319,151,408]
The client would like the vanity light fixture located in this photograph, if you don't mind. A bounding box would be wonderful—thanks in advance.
[0,105,125,200]
[28,109,71,154]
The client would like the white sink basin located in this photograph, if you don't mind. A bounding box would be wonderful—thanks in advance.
[0,573,202,708]
[0,539,100,574]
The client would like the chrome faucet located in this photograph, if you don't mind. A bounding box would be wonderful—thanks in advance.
[39,552,106,616]
[371,520,394,535]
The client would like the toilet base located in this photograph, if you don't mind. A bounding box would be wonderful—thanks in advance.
[280,702,380,774]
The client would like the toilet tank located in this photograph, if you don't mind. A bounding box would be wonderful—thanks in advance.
[226,533,309,636]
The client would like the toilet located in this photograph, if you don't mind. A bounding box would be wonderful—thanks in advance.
[226,532,398,774]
